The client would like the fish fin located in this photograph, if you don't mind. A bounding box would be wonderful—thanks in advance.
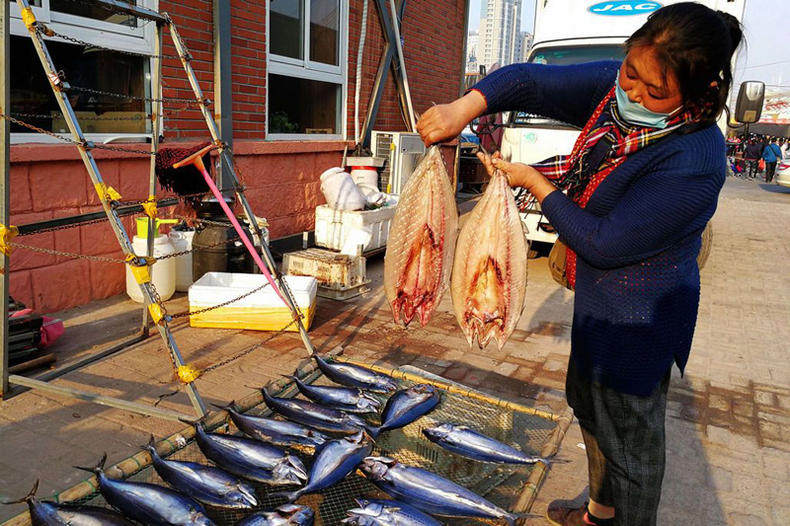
[268,489,301,503]
[73,453,107,474]
[505,511,542,525]
[210,400,237,412]
[0,480,38,505]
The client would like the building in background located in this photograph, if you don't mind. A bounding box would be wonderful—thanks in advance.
[466,30,480,73]
[516,31,533,63]
[478,0,522,69]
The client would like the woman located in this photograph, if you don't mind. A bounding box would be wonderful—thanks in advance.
[416,4,741,526]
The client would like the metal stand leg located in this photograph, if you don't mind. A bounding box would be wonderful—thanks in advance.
[7,0,206,418]
[167,20,318,357]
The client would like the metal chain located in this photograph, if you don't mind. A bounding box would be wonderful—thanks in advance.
[11,112,148,122]
[8,242,128,263]
[37,24,181,60]
[200,317,299,374]
[0,113,156,155]
[16,216,110,236]
[69,85,202,104]
[165,282,270,319]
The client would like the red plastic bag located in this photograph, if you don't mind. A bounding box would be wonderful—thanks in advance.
[758,158,766,171]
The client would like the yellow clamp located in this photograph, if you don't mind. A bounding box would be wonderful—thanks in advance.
[177,364,201,384]
[125,254,154,285]
[21,7,36,28]
[148,303,164,324]
[142,196,158,219]
[94,182,122,202]
[0,224,19,256]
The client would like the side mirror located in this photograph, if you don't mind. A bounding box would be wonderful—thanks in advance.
[734,81,765,123]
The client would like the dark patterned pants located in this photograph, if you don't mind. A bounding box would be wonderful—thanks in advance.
[565,356,671,526]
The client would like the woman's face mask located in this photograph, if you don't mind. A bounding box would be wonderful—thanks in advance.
[616,71,681,129]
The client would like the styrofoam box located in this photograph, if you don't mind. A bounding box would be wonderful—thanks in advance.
[314,204,397,252]
[188,272,317,331]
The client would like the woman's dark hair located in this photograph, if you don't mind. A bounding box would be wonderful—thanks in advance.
[625,2,743,123]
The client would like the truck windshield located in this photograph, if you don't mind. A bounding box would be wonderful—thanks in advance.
[511,44,625,126]
[529,44,625,66]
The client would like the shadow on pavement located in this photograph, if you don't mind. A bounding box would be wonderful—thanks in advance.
[757,183,790,193]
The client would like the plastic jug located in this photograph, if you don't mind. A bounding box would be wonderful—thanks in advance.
[319,167,366,211]
[125,219,177,303]
[168,225,195,292]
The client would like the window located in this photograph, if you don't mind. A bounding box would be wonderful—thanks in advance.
[9,0,156,143]
[267,0,347,139]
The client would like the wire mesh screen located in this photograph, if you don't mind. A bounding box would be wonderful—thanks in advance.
[66,370,557,525]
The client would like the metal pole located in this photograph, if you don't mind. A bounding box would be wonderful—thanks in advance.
[388,0,416,131]
[213,0,233,192]
[167,19,318,357]
[8,374,194,421]
[0,0,10,398]
[15,0,207,417]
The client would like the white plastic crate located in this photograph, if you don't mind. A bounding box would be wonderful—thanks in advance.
[188,272,317,331]
[314,204,397,252]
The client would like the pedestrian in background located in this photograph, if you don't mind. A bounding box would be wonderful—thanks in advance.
[763,138,782,183]
[417,3,741,525]
[744,138,763,179]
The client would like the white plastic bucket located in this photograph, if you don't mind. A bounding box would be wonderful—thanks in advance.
[320,167,366,211]
[350,166,379,188]
[168,229,195,292]
[125,235,177,302]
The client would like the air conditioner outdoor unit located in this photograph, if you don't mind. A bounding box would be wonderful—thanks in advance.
[371,131,426,195]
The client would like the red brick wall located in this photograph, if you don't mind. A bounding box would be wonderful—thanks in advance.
[346,1,467,136]
[7,0,467,312]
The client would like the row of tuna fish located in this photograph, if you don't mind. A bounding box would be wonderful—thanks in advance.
[6,353,547,525]
[384,146,529,350]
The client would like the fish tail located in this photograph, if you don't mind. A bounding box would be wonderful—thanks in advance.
[0,480,38,505]
[140,434,157,454]
[73,453,107,474]
[365,425,381,439]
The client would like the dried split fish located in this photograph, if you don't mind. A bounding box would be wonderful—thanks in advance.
[384,146,458,326]
[451,169,528,349]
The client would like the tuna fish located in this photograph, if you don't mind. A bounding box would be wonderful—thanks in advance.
[1,480,134,526]
[74,455,214,525]
[261,388,371,435]
[450,168,528,350]
[384,145,458,326]
[341,498,443,526]
[368,384,440,438]
[422,423,553,465]
[359,457,521,525]
[311,353,398,393]
[274,431,373,503]
[286,374,381,414]
[142,436,258,509]
[189,422,307,485]
[235,504,314,526]
[214,401,328,448]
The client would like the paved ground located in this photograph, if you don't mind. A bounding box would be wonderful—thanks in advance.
[0,175,788,524]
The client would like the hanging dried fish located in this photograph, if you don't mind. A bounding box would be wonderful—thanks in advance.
[451,169,528,349]
[384,146,458,326]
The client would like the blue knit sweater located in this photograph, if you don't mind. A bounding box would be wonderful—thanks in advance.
[473,61,726,396]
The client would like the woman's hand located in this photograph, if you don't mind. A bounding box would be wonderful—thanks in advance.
[476,150,559,204]
[416,90,487,146]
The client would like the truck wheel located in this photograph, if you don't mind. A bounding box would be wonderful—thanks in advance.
[697,223,713,269]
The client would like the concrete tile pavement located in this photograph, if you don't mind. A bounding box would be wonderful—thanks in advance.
[0,176,788,524]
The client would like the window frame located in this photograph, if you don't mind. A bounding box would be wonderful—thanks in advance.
[9,0,158,144]
[266,0,348,141]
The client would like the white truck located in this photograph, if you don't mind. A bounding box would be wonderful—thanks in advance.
[500,0,747,247]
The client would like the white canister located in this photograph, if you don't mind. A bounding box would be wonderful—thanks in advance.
[319,167,366,211]
[349,165,379,189]
[168,229,195,292]
[125,235,177,303]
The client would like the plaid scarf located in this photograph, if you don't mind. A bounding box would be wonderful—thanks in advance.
[528,85,699,287]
